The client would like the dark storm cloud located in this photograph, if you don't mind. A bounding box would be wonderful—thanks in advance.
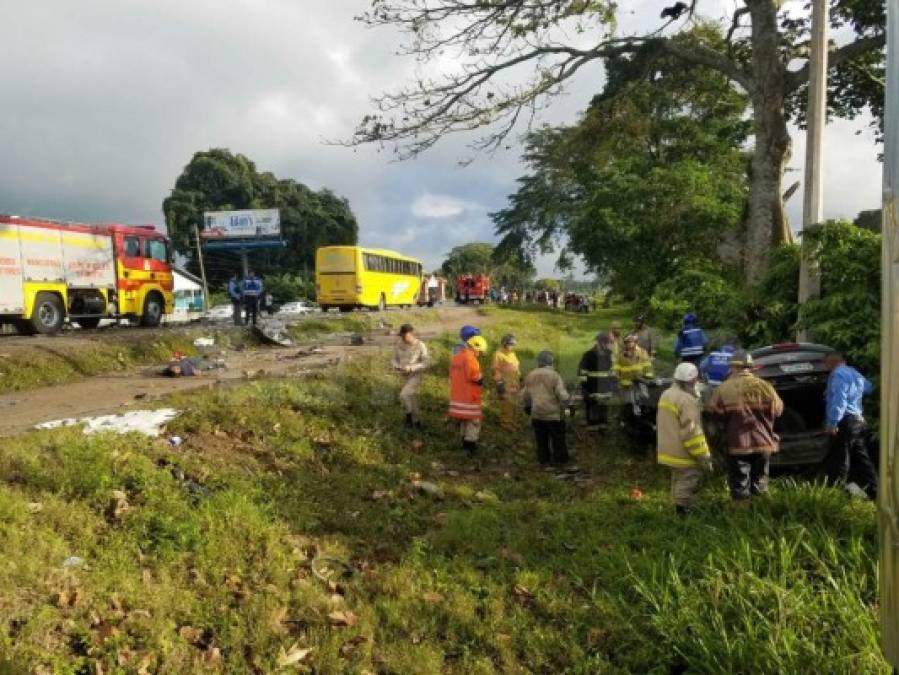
[0,0,882,277]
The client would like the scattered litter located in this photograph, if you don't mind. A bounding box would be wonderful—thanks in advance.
[168,436,183,447]
[62,556,84,568]
[311,557,354,585]
[35,409,179,437]
[193,337,215,348]
[277,643,314,668]
[412,480,444,499]
[629,486,643,501]
[255,322,294,347]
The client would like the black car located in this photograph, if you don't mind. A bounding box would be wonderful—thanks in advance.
[628,342,835,467]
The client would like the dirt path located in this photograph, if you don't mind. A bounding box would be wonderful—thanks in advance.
[0,305,493,437]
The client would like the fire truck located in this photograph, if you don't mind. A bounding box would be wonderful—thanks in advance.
[0,215,174,334]
[454,274,491,304]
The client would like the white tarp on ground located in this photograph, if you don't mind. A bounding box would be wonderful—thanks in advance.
[881,0,898,666]
[35,409,179,437]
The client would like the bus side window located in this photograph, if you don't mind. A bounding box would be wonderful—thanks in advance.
[124,236,141,258]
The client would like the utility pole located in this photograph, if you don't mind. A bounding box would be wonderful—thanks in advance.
[797,0,828,341]
[193,224,210,311]
[880,0,899,666]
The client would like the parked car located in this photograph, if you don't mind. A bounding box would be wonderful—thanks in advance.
[276,301,316,317]
[626,342,835,467]
[204,304,234,321]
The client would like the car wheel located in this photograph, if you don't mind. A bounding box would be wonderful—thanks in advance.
[30,292,65,334]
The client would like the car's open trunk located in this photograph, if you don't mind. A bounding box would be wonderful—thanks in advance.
[770,380,830,465]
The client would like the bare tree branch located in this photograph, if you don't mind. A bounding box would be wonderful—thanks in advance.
[785,32,886,93]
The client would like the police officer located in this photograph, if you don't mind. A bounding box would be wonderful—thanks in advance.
[228,272,243,325]
[674,313,709,365]
[242,270,263,327]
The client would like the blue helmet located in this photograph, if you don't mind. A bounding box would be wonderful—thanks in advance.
[683,313,697,326]
[460,325,481,341]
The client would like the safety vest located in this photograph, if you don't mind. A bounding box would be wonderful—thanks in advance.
[578,347,616,399]
[492,349,521,390]
[677,327,706,358]
[449,348,483,420]
[615,347,654,388]
[656,384,710,468]
[703,350,734,386]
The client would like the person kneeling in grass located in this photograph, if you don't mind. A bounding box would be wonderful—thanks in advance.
[522,351,571,467]
[656,362,712,514]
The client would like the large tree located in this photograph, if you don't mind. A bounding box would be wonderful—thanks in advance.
[348,0,885,283]
[163,149,358,287]
[441,241,536,287]
[493,31,750,300]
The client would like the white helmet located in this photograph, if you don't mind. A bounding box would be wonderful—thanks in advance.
[673,362,699,383]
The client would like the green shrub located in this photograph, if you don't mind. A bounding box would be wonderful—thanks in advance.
[649,263,744,330]
[740,243,800,346]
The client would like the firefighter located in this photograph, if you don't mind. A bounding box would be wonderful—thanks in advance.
[674,313,708,365]
[708,350,784,502]
[633,315,656,358]
[578,332,616,430]
[823,352,877,500]
[522,351,571,466]
[449,333,488,455]
[228,273,243,326]
[700,342,737,387]
[392,324,429,429]
[615,334,654,422]
[656,362,712,514]
[454,324,481,355]
[609,320,624,362]
[492,334,521,432]
[242,270,263,327]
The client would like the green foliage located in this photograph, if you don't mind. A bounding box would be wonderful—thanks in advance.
[801,220,880,375]
[494,29,749,300]
[740,244,801,346]
[163,149,358,287]
[262,272,314,304]
[649,263,744,330]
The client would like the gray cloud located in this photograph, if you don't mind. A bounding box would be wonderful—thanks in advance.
[1,1,882,278]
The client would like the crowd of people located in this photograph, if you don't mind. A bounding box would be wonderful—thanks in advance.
[489,287,595,312]
[391,311,879,515]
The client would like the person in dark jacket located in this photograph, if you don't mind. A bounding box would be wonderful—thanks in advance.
[578,332,617,430]
[228,273,243,325]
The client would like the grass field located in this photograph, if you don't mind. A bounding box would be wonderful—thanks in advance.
[0,307,885,673]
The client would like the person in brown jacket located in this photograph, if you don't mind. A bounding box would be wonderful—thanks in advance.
[521,351,571,466]
[708,350,784,501]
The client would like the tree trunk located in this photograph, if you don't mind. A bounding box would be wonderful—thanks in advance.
[744,0,793,284]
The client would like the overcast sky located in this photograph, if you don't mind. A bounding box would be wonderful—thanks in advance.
[0,0,883,277]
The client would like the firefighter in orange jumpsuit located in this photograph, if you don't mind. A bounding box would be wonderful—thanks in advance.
[449,333,488,455]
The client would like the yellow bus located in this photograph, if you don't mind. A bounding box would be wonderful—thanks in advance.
[315,246,423,312]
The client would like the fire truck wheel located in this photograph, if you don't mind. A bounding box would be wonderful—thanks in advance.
[30,292,65,334]
[140,293,164,328]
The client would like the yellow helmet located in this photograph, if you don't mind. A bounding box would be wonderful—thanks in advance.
[467,335,488,353]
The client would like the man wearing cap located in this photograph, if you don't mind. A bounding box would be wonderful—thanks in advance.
[578,332,617,430]
[492,334,522,432]
[823,352,877,499]
[449,330,488,455]
[708,350,783,502]
[392,323,429,429]
[522,351,572,466]
[656,362,712,513]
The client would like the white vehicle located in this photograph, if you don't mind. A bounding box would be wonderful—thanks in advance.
[277,301,316,317]
[204,304,234,320]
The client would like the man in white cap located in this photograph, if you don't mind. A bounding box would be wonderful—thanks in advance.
[656,362,712,514]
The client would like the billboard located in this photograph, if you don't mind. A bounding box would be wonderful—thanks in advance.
[202,209,280,239]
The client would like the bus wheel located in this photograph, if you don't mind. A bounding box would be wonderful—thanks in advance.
[74,317,102,329]
[140,293,164,328]
[378,294,387,312]
[320,305,330,313]
[339,305,353,314]
[30,292,65,334]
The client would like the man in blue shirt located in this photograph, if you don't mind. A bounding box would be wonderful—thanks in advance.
[241,271,263,327]
[227,273,243,326]
[824,352,877,499]
[674,313,709,365]
[700,342,737,386]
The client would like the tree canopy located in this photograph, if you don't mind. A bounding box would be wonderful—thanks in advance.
[440,241,536,288]
[163,149,358,287]
[349,0,885,282]
[494,35,749,301]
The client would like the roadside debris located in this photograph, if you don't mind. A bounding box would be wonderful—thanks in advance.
[35,409,179,437]
[62,556,84,568]
[254,322,294,347]
[412,480,444,499]
[193,337,215,348]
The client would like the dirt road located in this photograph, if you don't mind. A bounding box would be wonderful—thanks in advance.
[0,305,490,436]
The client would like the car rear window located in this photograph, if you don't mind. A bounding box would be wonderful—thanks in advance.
[753,350,829,366]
